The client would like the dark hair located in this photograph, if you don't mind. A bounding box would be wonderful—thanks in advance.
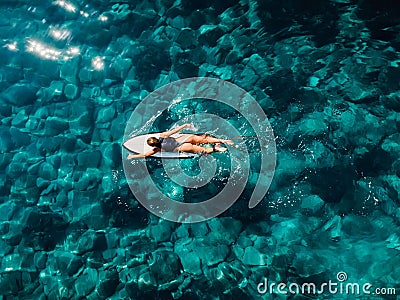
[147,137,161,148]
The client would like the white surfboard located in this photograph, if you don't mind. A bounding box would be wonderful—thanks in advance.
[123,133,199,158]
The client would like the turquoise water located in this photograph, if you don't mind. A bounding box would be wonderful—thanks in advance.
[1,0,400,299]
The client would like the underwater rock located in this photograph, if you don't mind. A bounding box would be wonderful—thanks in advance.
[384,175,400,202]
[137,270,158,292]
[246,53,271,78]
[235,234,253,252]
[60,57,81,84]
[97,105,116,124]
[241,246,267,266]
[58,155,75,181]
[177,251,202,275]
[82,203,108,230]
[2,83,38,106]
[51,251,83,276]
[74,230,107,255]
[301,195,325,215]
[96,270,120,298]
[2,221,23,246]
[184,46,208,66]
[127,236,157,257]
[203,261,248,295]
[174,61,199,78]
[342,80,380,104]
[1,66,23,86]
[147,219,175,242]
[1,254,24,272]
[382,92,400,112]
[37,81,64,103]
[176,28,197,49]
[44,117,69,136]
[110,58,132,80]
[99,142,120,169]
[325,100,357,133]
[297,111,328,137]
[291,249,329,277]
[25,116,40,132]
[0,102,12,118]
[120,263,147,292]
[149,250,182,285]
[0,271,25,296]
[78,67,93,83]
[382,133,400,157]
[189,222,210,236]
[236,65,259,90]
[0,237,12,259]
[69,112,93,139]
[40,271,74,299]
[271,150,305,188]
[77,150,102,169]
[0,204,15,222]
[198,25,224,47]
[75,268,98,297]
[38,161,57,181]
[34,251,47,270]
[11,110,28,128]
[0,128,12,153]
[172,224,190,240]
[9,127,31,147]
[271,218,303,246]
[110,3,131,20]
[66,190,90,222]
[212,65,233,80]
[21,208,68,250]
[167,14,186,30]
[303,140,336,169]
[207,217,242,245]
[197,239,229,267]
[6,153,29,179]
[348,177,389,215]
[224,49,242,64]
[125,280,142,298]
[322,215,342,242]
[0,175,8,198]
[110,113,127,140]
[64,83,79,100]
[75,168,102,191]
[49,81,64,97]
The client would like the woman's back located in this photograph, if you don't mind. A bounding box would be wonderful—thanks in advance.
[159,137,180,152]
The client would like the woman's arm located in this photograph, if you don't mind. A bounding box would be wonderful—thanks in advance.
[127,148,160,159]
[160,123,191,138]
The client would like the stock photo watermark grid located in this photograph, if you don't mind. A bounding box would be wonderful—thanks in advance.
[257,272,396,296]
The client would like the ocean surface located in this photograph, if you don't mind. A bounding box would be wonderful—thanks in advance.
[0,0,400,299]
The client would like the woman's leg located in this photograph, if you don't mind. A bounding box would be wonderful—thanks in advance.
[184,134,233,145]
[177,143,226,154]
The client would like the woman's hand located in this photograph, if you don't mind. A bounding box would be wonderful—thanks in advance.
[185,123,195,130]
[163,123,191,137]
[127,148,159,159]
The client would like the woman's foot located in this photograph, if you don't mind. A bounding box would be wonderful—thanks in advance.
[214,143,227,152]
[222,139,234,146]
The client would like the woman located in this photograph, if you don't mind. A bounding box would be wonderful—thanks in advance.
[127,123,233,159]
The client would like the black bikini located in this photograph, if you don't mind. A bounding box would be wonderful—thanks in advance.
[159,137,181,152]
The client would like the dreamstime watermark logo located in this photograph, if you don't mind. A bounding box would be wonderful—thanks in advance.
[257,271,396,296]
[122,77,276,223]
